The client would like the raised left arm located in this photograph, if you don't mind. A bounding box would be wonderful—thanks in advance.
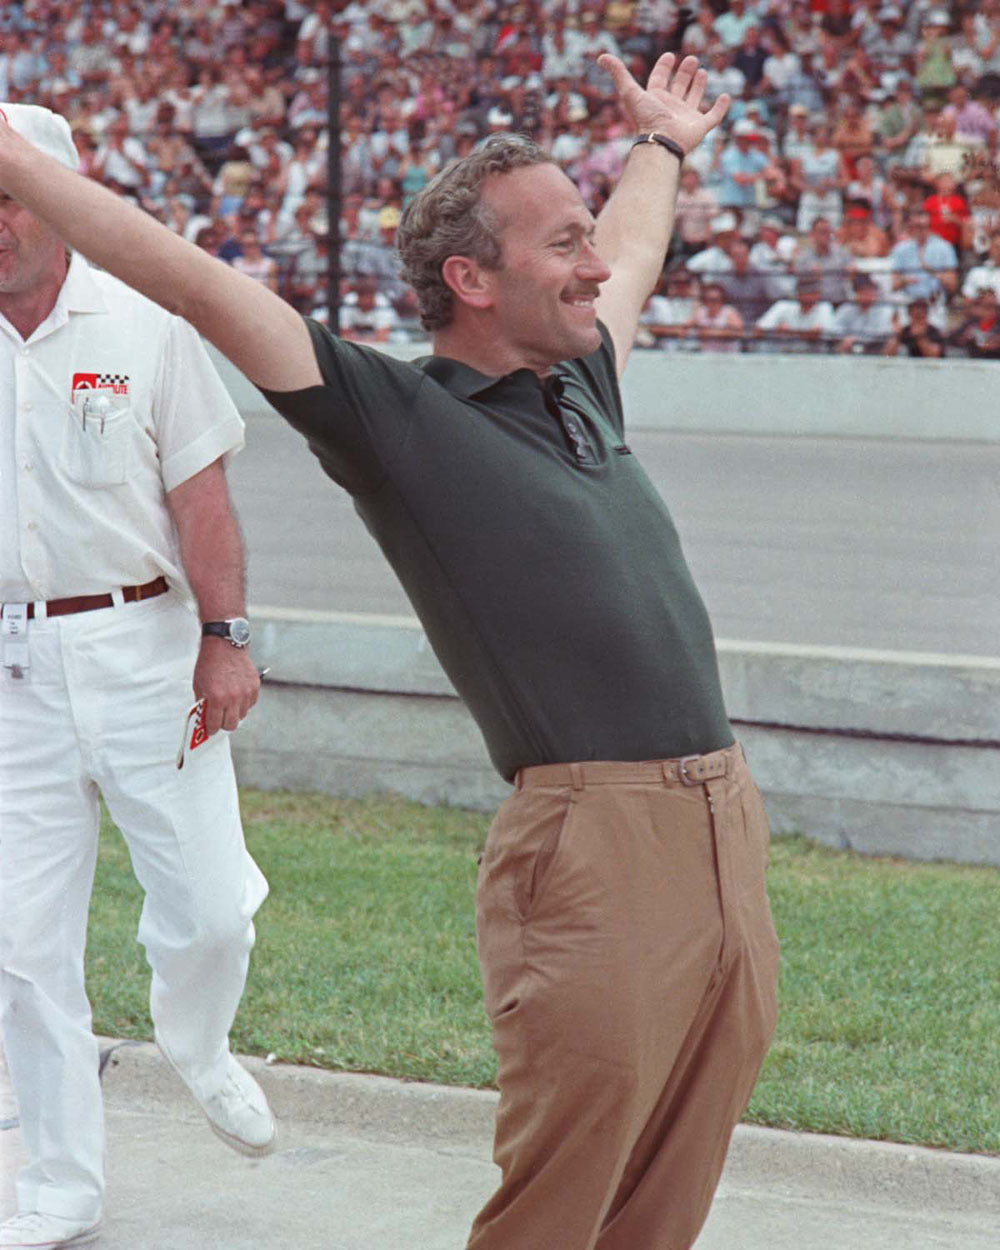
[593,52,730,376]
[167,458,260,737]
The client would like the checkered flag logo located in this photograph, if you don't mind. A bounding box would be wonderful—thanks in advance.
[71,372,130,395]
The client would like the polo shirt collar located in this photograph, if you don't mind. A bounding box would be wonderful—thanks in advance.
[418,352,554,400]
[416,353,500,398]
[59,252,109,315]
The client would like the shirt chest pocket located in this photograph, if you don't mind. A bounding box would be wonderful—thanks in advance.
[60,395,137,488]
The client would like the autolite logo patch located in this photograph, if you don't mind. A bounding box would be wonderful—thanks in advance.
[71,372,130,397]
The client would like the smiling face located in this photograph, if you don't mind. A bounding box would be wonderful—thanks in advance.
[476,162,612,372]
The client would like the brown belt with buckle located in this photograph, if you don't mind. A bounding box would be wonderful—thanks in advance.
[10,576,170,620]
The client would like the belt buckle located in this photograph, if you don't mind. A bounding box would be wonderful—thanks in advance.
[679,755,703,786]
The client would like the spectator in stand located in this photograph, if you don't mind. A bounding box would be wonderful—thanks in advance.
[551,103,591,170]
[846,154,892,229]
[866,7,915,88]
[821,0,856,49]
[791,121,846,232]
[755,276,837,353]
[950,287,1000,357]
[287,71,327,130]
[942,83,996,147]
[965,165,1000,256]
[732,23,768,92]
[831,93,877,177]
[923,171,971,254]
[749,216,797,295]
[680,5,718,58]
[282,127,324,217]
[190,66,233,158]
[883,296,945,356]
[780,103,813,165]
[909,107,980,183]
[794,215,854,305]
[290,229,330,315]
[230,225,279,291]
[639,267,701,353]
[890,207,959,306]
[339,275,401,344]
[673,164,721,259]
[213,145,255,219]
[913,9,957,107]
[721,236,778,324]
[92,114,147,194]
[687,210,738,279]
[833,273,897,352]
[838,198,891,259]
[571,114,628,210]
[717,117,770,212]
[961,232,1000,302]
[683,280,744,353]
[570,9,621,93]
[949,10,986,83]
[760,26,801,106]
[713,0,759,51]
[875,77,923,167]
[541,20,583,83]
[704,44,746,103]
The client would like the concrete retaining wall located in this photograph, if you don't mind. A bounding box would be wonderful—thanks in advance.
[234,609,1000,866]
[209,343,1000,443]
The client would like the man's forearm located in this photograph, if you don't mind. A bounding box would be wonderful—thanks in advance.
[594,141,681,294]
[0,123,318,390]
[168,462,248,624]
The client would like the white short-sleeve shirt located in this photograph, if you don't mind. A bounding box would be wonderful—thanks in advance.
[0,254,244,603]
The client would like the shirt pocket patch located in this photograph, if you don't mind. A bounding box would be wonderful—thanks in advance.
[60,394,136,487]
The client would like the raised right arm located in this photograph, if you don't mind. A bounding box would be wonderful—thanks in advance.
[0,123,321,391]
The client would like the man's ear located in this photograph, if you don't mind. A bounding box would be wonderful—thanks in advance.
[441,255,495,312]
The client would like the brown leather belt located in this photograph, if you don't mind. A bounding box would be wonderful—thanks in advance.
[9,576,170,620]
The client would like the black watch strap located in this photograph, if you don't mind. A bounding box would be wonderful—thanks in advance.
[632,132,686,162]
[202,617,251,647]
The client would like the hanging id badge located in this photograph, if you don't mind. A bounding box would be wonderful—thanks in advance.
[1,603,30,682]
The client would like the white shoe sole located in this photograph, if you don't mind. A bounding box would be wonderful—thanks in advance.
[206,1113,277,1158]
[0,1223,101,1249]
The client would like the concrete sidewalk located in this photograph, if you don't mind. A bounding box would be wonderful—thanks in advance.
[3,1041,999,1249]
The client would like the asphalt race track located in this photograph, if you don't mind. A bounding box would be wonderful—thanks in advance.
[229,413,999,660]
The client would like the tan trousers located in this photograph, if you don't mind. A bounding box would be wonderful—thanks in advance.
[469,744,779,1250]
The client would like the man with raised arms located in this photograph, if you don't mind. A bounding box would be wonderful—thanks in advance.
[0,53,779,1250]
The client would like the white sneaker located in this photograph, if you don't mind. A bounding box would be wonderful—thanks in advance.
[0,1212,101,1248]
[199,1055,277,1158]
[157,1040,276,1157]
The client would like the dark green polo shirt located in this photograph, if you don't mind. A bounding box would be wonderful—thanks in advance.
[262,319,733,781]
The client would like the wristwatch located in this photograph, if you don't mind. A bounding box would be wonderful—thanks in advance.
[202,617,251,648]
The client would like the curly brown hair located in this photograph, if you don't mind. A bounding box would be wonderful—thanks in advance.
[396,133,555,331]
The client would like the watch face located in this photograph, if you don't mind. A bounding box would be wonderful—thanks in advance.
[229,617,251,646]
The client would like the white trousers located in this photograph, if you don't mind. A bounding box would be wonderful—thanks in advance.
[0,593,268,1222]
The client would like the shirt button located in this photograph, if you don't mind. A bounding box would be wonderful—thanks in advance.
[22,401,33,411]
[23,461,33,471]
[26,521,38,531]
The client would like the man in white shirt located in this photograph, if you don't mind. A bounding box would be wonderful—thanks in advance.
[755,276,836,352]
[960,231,1000,303]
[833,274,897,353]
[0,105,273,1250]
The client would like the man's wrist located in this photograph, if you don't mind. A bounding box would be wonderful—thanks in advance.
[632,133,686,163]
[202,616,251,648]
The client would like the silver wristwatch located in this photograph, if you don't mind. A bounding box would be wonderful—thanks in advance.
[201,617,251,648]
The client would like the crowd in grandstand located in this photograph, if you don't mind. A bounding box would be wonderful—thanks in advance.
[4,0,1000,356]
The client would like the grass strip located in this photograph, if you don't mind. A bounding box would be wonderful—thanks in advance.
[86,790,1000,1154]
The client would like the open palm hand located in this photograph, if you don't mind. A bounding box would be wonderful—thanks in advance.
[598,52,731,156]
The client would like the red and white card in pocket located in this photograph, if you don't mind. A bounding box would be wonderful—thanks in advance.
[176,698,208,770]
